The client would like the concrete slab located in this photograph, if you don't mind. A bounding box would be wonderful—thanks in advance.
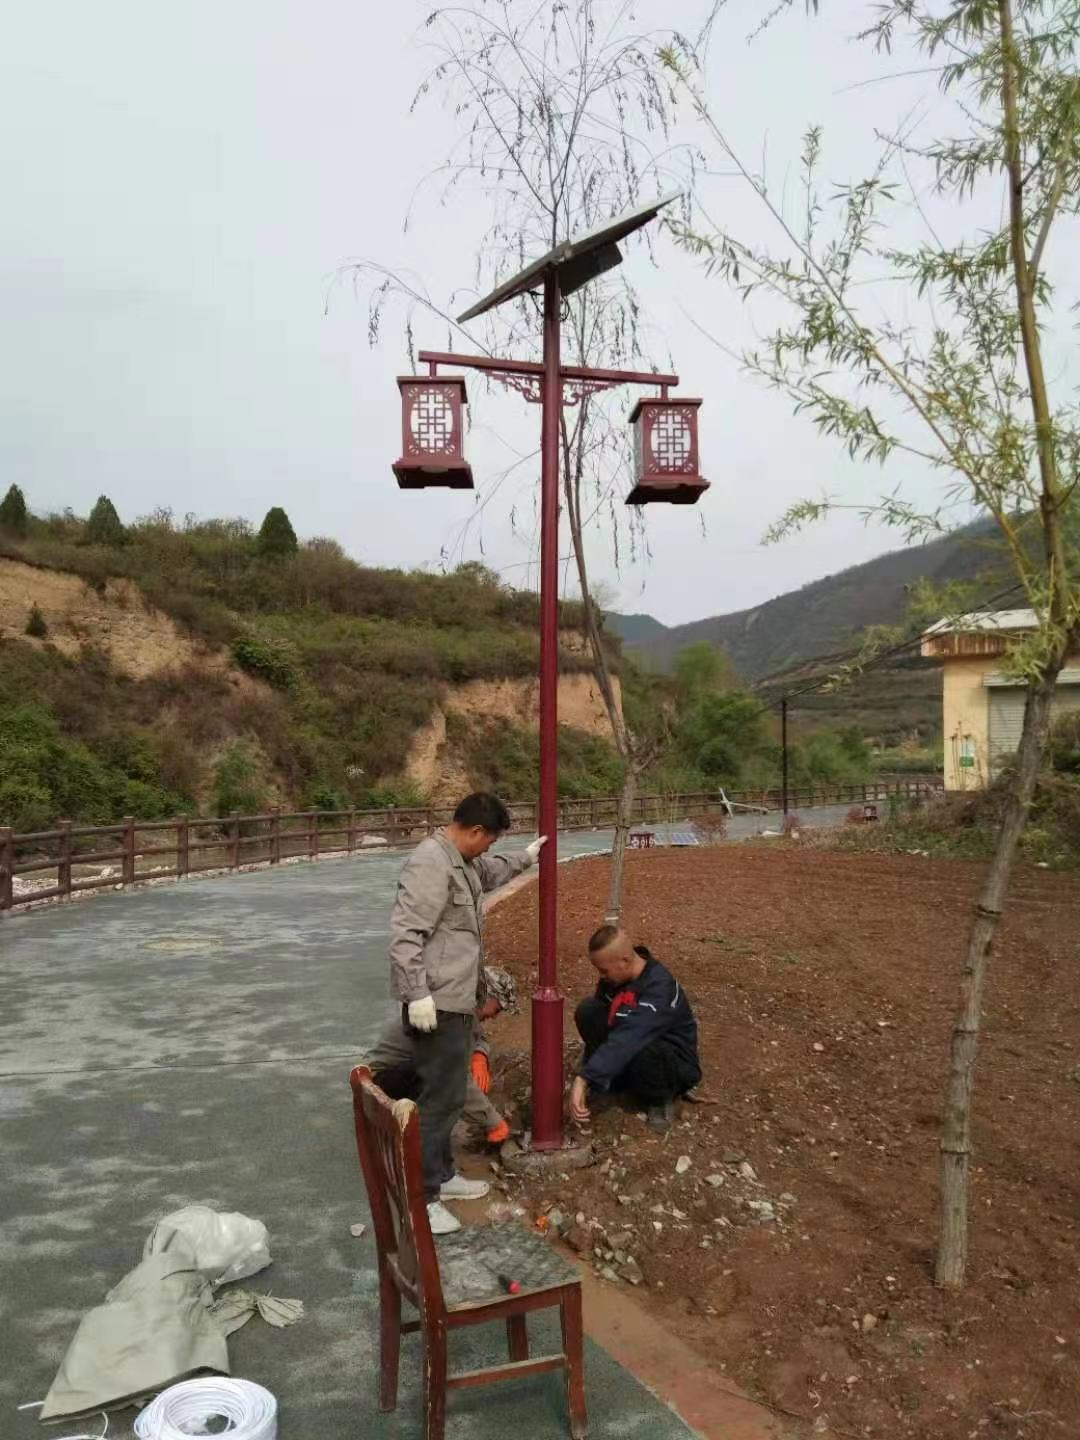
[1,843,700,1439]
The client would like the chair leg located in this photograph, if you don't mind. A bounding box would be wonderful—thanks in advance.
[560,1286,588,1439]
[378,1271,402,1411]
[506,1312,529,1361]
[423,1321,448,1440]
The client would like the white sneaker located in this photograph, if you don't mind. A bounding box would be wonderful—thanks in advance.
[427,1200,461,1235]
[439,1173,490,1201]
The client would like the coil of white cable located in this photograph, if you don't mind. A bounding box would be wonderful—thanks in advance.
[133,1377,277,1440]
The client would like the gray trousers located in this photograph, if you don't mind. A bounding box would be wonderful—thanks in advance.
[367,1014,502,1136]
[408,1010,474,1201]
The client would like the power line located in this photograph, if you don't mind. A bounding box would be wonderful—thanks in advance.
[757,581,1028,708]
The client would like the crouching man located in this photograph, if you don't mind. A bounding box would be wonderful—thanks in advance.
[569,925,702,1134]
[366,966,515,1146]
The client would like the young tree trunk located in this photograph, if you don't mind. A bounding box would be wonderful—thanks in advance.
[560,408,638,921]
[935,666,1059,1287]
[936,0,1073,1291]
[606,763,638,923]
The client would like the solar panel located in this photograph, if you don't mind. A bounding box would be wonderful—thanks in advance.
[456,191,682,324]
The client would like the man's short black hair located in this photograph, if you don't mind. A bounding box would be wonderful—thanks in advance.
[588,923,623,953]
[453,792,511,833]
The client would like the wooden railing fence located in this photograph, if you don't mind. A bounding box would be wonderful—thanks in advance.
[0,779,941,913]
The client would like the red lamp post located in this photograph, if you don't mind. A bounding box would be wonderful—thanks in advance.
[389,194,707,1152]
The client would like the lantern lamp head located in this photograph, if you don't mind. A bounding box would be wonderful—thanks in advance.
[392,375,474,490]
[626,397,709,505]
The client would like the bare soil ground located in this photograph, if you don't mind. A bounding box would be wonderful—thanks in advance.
[482,846,1080,1440]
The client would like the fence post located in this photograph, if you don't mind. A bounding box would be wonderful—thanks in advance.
[0,827,12,911]
[308,811,317,860]
[228,812,241,870]
[345,808,355,854]
[58,819,73,901]
[122,817,136,886]
[177,818,189,877]
[270,808,281,865]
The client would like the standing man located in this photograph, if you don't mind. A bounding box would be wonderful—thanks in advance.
[389,792,545,1235]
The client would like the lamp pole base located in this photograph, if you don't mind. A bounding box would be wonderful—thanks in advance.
[500,1134,594,1176]
[529,986,564,1150]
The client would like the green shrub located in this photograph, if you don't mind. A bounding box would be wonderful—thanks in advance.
[86,495,127,546]
[231,633,299,690]
[871,746,943,775]
[358,781,425,809]
[213,741,270,816]
[0,484,29,537]
[25,604,48,639]
[1048,711,1080,776]
[309,785,345,812]
[449,715,624,799]
[0,774,53,831]
[257,507,298,558]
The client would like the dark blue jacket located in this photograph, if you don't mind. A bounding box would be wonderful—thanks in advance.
[580,948,701,1092]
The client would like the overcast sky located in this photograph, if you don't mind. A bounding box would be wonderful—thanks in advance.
[3,2,1066,627]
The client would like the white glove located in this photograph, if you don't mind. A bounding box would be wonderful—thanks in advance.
[408,996,438,1032]
[525,835,548,866]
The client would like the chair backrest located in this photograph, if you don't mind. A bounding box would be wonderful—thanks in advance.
[349,1066,443,1315]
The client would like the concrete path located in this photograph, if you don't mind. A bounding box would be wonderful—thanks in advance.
[1,834,706,1439]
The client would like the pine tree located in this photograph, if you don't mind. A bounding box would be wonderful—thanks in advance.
[0,484,29,537]
[25,604,48,639]
[257,507,298,558]
[86,495,126,546]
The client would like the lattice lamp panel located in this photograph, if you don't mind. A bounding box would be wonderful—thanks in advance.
[392,376,473,490]
[627,397,708,505]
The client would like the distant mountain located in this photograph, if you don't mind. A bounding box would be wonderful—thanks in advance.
[606,612,671,654]
[607,521,1009,745]
[608,522,1004,683]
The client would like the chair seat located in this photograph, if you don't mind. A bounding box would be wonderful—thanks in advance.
[436,1226,579,1311]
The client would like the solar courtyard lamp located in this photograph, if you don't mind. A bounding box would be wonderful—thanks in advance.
[391,194,708,1153]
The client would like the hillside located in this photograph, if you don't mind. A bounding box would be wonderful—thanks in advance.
[0,509,622,832]
[610,522,1004,682]
[609,522,1011,746]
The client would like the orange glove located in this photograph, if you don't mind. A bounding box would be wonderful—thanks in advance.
[470,1050,491,1094]
[486,1118,510,1145]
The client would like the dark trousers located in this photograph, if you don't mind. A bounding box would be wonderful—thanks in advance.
[403,1009,473,1202]
[575,997,689,1106]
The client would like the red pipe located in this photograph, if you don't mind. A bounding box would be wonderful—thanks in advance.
[530,268,564,1151]
[417,348,679,390]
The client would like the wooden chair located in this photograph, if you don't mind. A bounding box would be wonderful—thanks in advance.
[349,1065,587,1440]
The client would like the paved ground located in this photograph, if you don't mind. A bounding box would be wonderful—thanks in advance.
[1,833,706,1439]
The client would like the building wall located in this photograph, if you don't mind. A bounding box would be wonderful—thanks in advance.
[942,656,994,791]
[941,653,1080,790]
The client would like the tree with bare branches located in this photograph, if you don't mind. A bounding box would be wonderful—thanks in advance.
[358,0,700,918]
[665,0,1080,1285]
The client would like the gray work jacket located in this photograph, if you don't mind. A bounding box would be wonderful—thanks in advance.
[388,833,531,1014]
